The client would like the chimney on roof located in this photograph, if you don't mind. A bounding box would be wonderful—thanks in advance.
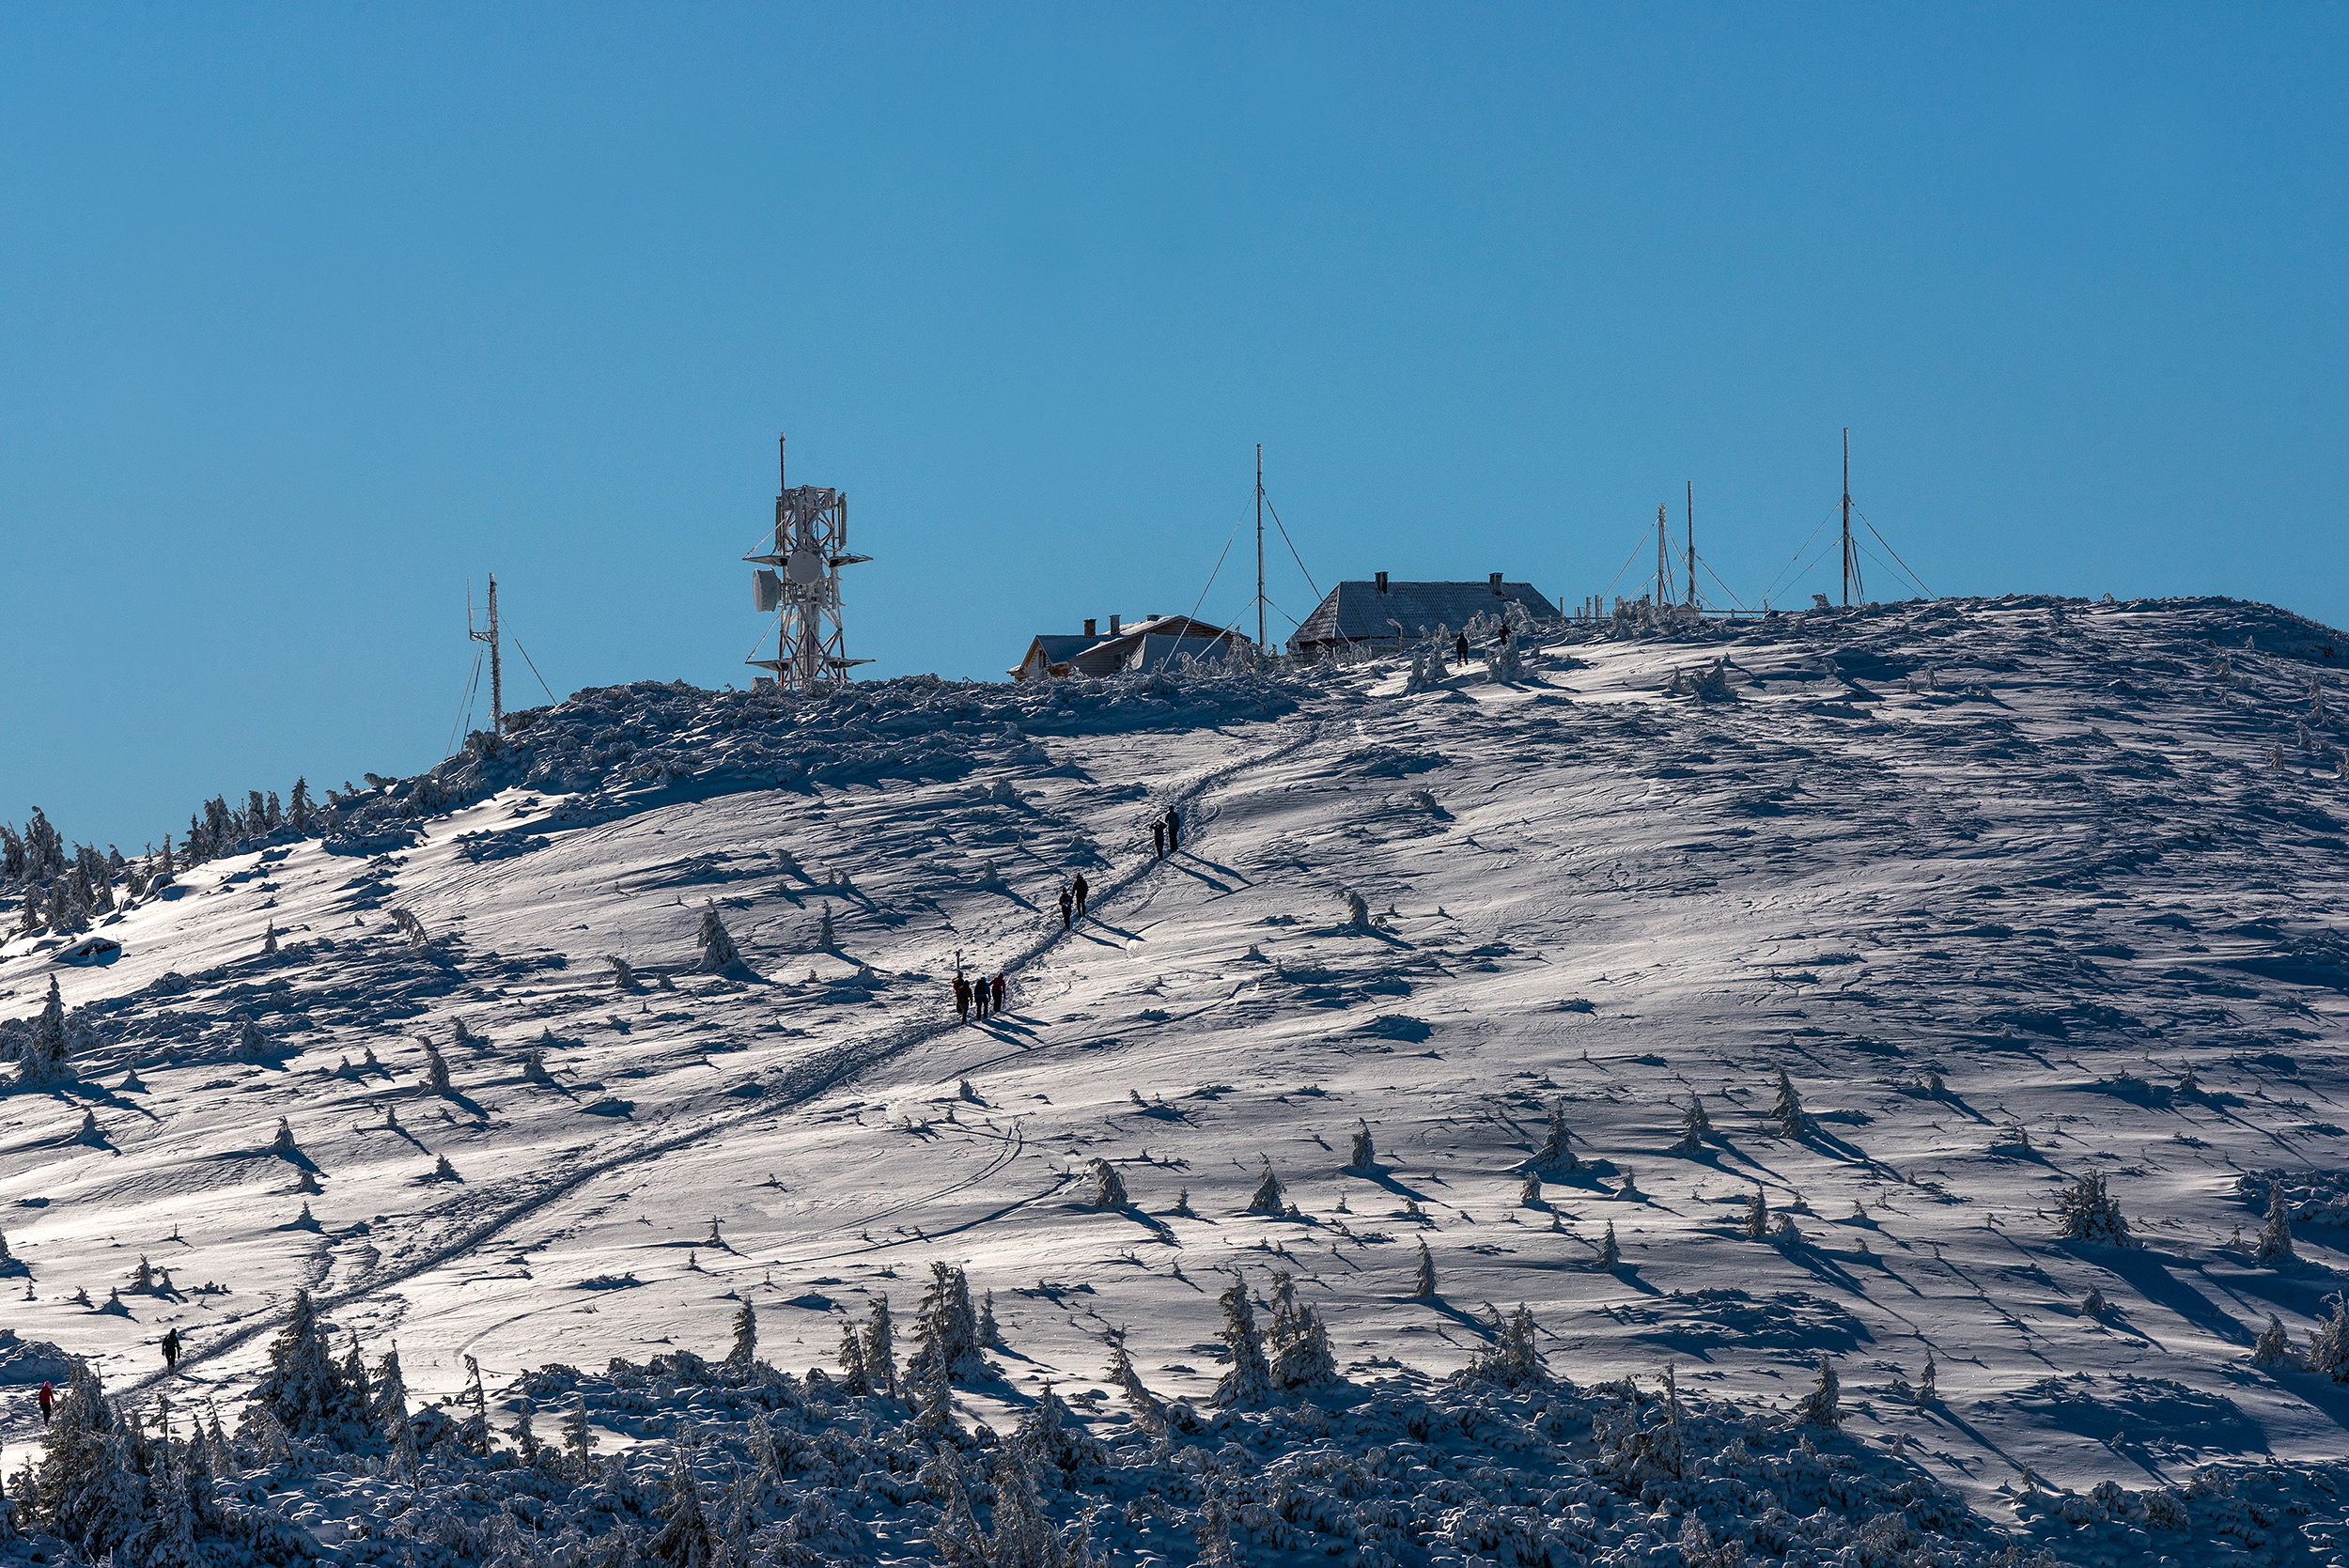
[1110,614,1121,634]
[1490,572,1503,591]
[1377,571,1389,593]
[1083,618,1097,637]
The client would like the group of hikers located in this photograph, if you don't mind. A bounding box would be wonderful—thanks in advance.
[951,802,1188,1027]
[1453,620,1510,669]
[37,1328,178,1421]
[952,969,1006,1022]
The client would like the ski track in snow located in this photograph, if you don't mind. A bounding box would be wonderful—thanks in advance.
[8,595,2349,1560]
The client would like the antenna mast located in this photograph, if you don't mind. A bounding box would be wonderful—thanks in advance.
[1656,505,1669,608]
[1841,427,1854,608]
[1685,482,1697,610]
[470,574,503,734]
[1255,444,1266,653]
[745,432,872,693]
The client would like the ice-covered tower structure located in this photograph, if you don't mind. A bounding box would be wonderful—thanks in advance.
[746,434,871,693]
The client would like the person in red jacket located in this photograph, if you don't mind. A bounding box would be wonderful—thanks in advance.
[38,1381,54,1423]
[991,972,1006,1016]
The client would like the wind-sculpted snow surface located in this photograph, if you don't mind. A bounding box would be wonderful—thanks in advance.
[8,596,2349,1567]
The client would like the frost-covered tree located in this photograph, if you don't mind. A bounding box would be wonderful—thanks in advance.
[1465,1304,1545,1388]
[1211,1277,1272,1406]
[248,1288,368,1447]
[2253,1314,2297,1371]
[1347,1119,1376,1170]
[863,1296,897,1399]
[1087,1159,1128,1210]
[607,955,637,990]
[2308,1296,2349,1382]
[818,902,835,950]
[1342,888,1370,928]
[697,902,741,972]
[649,1444,717,1568]
[1770,1065,1812,1137]
[1596,1221,1619,1267]
[563,1392,595,1478]
[424,1038,453,1094]
[2054,1171,2135,1247]
[1244,1157,1284,1216]
[1742,1190,1769,1239]
[2257,1184,2295,1265]
[1412,1239,1437,1298]
[1677,1095,1713,1151]
[1266,1270,1337,1391]
[1916,1349,1937,1405]
[978,1289,999,1346]
[726,1300,757,1375]
[288,778,313,832]
[271,1118,297,1157]
[1519,1174,1543,1207]
[908,1262,983,1385]
[18,978,71,1084]
[837,1322,870,1394]
[1532,1100,1576,1172]
[1797,1356,1841,1427]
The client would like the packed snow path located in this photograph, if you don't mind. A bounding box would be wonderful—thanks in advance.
[7,595,2349,1536]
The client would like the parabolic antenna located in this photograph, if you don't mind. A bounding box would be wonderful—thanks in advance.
[786,548,827,585]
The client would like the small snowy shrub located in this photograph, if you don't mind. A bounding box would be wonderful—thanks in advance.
[1347,1119,1376,1170]
[1770,1064,1812,1136]
[1244,1158,1284,1216]
[1797,1356,1841,1427]
[1212,1277,1273,1406]
[1088,1159,1128,1210]
[1532,1100,1577,1172]
[2252,1314,2297,1370]
[698,901,741,971]
[1412,1240,1437,1297]
[1595,1221,1619,1267]
[2054,1171,2135,1247]
[2257,1183,2295,1264]
[1677,1095,1713,1151]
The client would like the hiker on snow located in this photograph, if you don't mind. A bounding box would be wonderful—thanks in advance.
[162,1327,180,1371]
[1073,872,1088,917]
[1455,630,1471,668]
[991,972,1006,1015]
[973,974,989,1021]
[38,1381,53,1423]
[1058,884,1074,929]
[1152,819,1166,860]
[1168,807,1181,851]
[952,973,971,1021]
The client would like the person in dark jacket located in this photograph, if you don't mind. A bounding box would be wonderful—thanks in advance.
[162,1327,180,1371]
[952,973,971,1021]
[1152,819,1166,859]
[991,972,1005,1015]
[1072,873,1088,917]
[1058,885,1074,929]
[1168,808,1181,852]
[973,973,988,1021]
[1455,631,1471,667]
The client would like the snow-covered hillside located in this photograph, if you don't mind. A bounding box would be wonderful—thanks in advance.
[6,594,2349,1566]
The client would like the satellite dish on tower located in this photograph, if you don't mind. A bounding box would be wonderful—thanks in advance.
[786,548,826,586]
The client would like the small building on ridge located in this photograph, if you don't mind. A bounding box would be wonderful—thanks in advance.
[1287,573,1559,660]
[1009,614,1250,683]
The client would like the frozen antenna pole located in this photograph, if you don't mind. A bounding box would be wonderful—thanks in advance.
[745,433,872,693]
[469,574,503,733]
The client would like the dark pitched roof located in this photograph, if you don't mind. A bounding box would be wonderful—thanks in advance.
[1287,581,1560,652]
[1012,616,1251,680]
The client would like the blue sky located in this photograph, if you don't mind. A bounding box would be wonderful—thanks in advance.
[4,4,2344,852]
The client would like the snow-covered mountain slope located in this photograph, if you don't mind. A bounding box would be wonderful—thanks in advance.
[6,594,2349,1560]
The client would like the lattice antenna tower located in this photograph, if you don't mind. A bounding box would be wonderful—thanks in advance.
[468,574,503,732]
[746,434,871,692]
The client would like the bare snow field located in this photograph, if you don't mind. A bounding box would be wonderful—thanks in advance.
[7,593,2349,1566]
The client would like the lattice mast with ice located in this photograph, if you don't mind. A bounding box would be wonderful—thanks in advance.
[745,434,871,692]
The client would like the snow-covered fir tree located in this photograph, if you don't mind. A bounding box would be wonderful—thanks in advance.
[1244,1157,1284,1216]
[726,1298,757,1374]
[1917,1349,1937,1405]
[697,901,741,971]
[1412,1239,1436,1297]
[424,1037,453,1093]
[2306,1296,2349,1382]
[2257,1183,2295,1264]
[1465,1304,1545,1388]
[1678,1094,1713,1151]
[1596,1221,1619,1267]
[1532,1099,1576,1172]
[1797,1356,1841,1427]
[649,1443,717,1568]
[18,978,71,1085]
[1266,1269,1337,1390]
[908,1261,983,1384]
[2054,1171,2134,1247]
[2253,1314,2297,1370]
[1212,1276,1273,1406]
[1770,1064,1812,1136]
[1743,1189,1769,1239]
[1347,1118,1376,1170]
[247,1288,369,1447]
[863,1295,897,1399]
[837,1320,870,1394]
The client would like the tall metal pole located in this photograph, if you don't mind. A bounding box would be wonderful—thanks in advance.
[1685,482,1697,610]
[486,575,502,733]
[1255,444,1266,652]
[1657,505,1668,607]
[1841,427,1853,608]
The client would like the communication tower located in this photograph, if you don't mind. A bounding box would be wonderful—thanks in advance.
[745,434,870,692]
